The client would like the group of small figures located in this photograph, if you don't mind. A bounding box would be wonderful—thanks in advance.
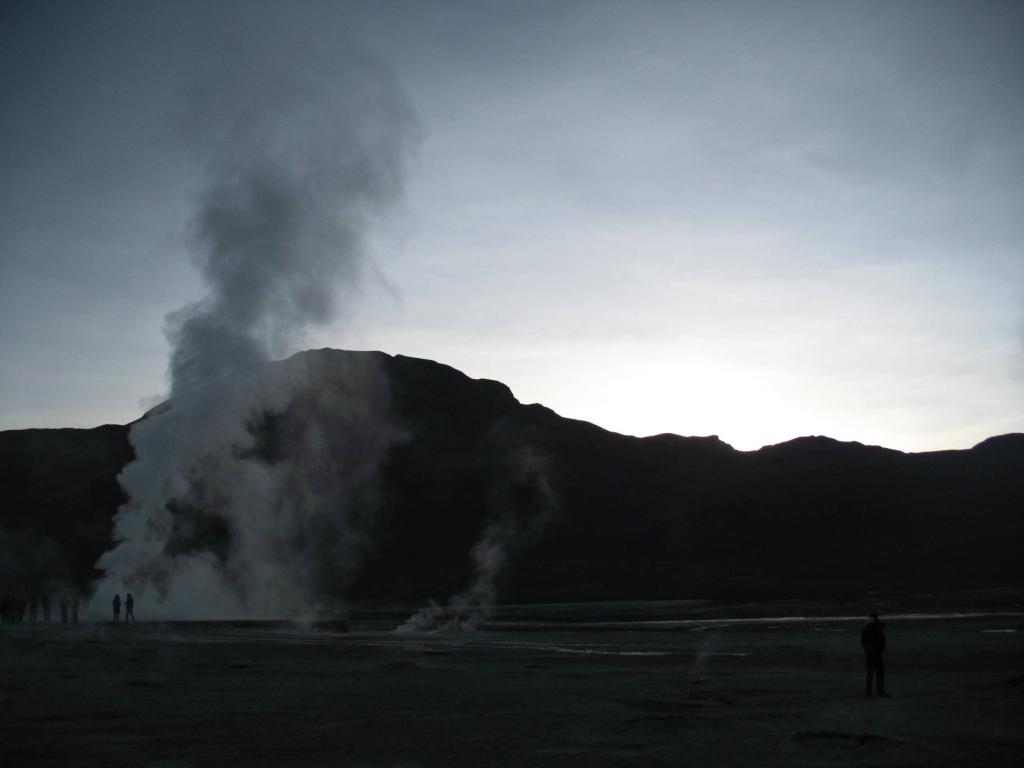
[0,592,81,624]
[1,592,139,624]
[112,593,136,623]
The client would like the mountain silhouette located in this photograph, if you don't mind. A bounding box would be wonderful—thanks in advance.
[1,349,1021,604]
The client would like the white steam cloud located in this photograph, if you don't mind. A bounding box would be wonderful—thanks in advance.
[93,25,417,619]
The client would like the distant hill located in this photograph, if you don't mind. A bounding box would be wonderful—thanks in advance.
[1,349,1021,604]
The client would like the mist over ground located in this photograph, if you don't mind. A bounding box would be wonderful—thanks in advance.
[1,5,1023,764]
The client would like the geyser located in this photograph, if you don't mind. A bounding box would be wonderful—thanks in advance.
[93,21,418,619]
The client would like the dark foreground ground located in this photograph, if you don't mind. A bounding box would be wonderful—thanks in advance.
[1,599,1022,767]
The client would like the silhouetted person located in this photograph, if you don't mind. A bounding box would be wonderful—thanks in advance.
[861,612,888,698]
[112,593,121,623]
[71,595,80,623]
[125,593,135,623]
[41,592,51,622]
[59,594,70,623]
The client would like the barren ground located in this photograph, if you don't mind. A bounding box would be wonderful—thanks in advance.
[2,600,1022,767]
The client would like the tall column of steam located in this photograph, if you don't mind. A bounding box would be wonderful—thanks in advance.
[95,33,417,619]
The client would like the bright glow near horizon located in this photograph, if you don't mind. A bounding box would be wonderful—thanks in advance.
[1,1,1022,452]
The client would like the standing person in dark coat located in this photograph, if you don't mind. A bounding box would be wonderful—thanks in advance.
[125,593,135,623]
[112,594,121,623]
[861,612,889,698]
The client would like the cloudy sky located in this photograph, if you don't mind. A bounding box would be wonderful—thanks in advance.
[1,0,1021,451]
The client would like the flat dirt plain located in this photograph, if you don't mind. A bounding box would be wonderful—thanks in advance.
[2,596,1022,767]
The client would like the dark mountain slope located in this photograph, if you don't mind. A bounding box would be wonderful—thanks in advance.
[0,425,132,593]
[1,349,1021,604]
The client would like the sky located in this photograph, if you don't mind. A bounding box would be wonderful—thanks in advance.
[1,0,1021,452]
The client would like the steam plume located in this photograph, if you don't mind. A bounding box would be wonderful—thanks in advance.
[399,434,559,632]
[94,26,417,618]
